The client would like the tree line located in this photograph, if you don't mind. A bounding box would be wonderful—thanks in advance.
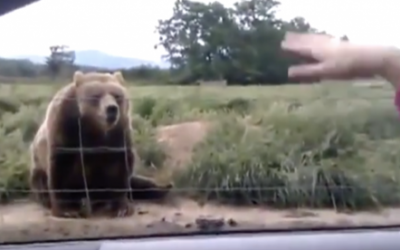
[0,0,348,85]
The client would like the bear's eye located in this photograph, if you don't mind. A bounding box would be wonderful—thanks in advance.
[114,94,124,104]
[89,94,102,105]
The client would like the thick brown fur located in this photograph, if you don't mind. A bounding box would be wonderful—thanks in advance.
[29,71,172,218]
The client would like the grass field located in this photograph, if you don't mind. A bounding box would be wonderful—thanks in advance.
[0,81,400,212]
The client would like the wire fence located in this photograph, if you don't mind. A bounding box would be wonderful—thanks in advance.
[8,90,400,208]
[8,94,399,102]
[2,185,369,193]
[1,83,400,239]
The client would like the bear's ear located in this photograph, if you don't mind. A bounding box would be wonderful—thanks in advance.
[113,71,125,85]
[73,71,85,86]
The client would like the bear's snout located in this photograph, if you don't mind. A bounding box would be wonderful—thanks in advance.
[105,104,119,124]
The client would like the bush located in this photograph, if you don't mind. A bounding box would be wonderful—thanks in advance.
[177,107,400,210]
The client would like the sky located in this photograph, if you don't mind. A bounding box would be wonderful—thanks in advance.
[0,0,397,63]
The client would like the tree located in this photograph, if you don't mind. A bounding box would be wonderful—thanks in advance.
[156,0,321,85]
[46,45,75,78]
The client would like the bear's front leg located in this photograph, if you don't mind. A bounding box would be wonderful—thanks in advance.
[30,167,51,208]
[130,175,174,201]
[102,175,134,218]
[103,148,135,218]
[49,193,83,218]
[48,150,87,218]
[109,195,134,218]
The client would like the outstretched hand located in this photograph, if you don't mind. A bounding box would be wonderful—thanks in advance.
[280,32,391,82]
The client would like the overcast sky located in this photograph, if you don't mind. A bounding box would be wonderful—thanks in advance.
[0,0,396,62]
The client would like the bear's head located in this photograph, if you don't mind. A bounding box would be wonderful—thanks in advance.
[73,71,130,131]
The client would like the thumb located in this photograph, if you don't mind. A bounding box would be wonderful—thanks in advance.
[289,61,376,81]
[288,63,327,81]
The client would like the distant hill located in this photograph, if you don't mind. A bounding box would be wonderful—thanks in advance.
[9,50,169,69]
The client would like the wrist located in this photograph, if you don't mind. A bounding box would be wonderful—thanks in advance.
[379,46,400,90]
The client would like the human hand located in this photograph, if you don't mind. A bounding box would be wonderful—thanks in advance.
[281,32,390,82]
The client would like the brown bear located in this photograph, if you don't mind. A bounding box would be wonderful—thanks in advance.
[29,71,172,218]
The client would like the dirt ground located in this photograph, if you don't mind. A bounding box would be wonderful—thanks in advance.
[1,199,400,243]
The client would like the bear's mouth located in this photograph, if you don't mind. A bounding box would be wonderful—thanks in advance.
[105,105,119,125]
[106,115,118,125]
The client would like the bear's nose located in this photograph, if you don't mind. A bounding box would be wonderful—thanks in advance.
[106,105,119,123]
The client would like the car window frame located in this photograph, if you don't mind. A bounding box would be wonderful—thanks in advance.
[2,226,400,250]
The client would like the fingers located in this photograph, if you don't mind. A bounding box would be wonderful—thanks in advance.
[283,32,334,45]
[288,64,326,81]
[288,62,370,81]
[281,32,338,59]
[281,33,314,58]
[281,41,313,58]
[288,62,350,81]
[282,32,338,81]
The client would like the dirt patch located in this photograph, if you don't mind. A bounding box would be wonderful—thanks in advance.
[156,121,211,170]
[0,199,399,243]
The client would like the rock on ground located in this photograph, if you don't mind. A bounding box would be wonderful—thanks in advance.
[156,121,210,170]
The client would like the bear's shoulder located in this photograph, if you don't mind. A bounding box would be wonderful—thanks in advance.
[42,83,77,135]
[29,84,76,173]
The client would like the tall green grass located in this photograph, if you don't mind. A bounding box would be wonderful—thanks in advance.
[0,82,399,210]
